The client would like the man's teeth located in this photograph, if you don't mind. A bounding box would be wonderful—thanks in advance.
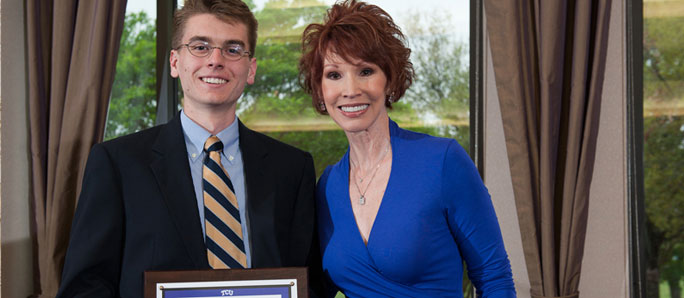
[340,105,369,112]
[202,77,227,84]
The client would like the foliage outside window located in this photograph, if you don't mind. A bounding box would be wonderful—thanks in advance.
[643,0,684,297]
[106,11,157,140]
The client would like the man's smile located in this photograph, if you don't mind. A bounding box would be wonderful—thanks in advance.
[201,77,228,84]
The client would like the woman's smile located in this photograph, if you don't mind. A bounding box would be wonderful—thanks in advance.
[321,54,388,133]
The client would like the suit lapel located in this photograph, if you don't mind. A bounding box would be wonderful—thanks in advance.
[238,121,280,267]
[150,115,208,268]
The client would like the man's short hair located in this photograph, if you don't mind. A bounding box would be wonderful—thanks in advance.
[173,0,258,58]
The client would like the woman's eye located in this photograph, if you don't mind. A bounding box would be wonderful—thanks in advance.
[360,68,374,76]
[326,72,341,80]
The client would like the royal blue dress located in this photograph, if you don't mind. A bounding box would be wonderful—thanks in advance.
[316,120,516,298]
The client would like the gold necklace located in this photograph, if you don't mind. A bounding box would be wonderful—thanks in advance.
[351,142,390,205]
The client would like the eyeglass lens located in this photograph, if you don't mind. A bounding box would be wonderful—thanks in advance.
[186,42,248,60]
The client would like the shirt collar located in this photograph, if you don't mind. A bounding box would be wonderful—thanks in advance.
[180,110,240,162]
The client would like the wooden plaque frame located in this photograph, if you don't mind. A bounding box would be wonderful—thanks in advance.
[144,267,308,298]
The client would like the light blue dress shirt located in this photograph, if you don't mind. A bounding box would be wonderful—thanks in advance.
[180,111,252,267]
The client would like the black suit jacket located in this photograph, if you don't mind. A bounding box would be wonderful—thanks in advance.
[57,115,322,297]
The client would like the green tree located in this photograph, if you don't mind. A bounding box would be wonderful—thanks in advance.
[644,16,684,102]
[661,243,684,298]
[643,115,684,298]
[106,11,157,140]
[403,11,470,123]
[643,13,684,298]
[239,0,328,123]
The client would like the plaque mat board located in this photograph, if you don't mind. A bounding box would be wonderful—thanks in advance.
[144,267,308,298]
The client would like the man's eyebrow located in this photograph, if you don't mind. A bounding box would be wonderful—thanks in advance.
[223,40,246,47]
[186,36,246,48]
[187,36,210,43]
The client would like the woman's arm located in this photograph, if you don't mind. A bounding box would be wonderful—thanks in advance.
[441,140,516,298]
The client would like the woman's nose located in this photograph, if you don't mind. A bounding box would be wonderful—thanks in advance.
[342,77,361,98]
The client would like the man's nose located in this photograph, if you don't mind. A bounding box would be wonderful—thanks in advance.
[207,48,225,68]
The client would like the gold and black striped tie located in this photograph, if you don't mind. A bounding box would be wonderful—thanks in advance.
[203,136,246,268]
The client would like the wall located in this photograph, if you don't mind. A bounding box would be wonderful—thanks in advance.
[483,1,629,297]
[0,0,34,297]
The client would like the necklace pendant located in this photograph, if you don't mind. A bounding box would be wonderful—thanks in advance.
[359,195,366,205]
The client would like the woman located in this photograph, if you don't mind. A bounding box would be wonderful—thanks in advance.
[299,1,515,297]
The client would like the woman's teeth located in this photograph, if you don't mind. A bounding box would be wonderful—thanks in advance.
[340,104,369,112]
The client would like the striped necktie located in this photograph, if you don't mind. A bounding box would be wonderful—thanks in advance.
[203,136,247,269]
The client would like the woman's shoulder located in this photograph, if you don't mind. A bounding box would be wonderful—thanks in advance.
[316,151,348,189]
[391,123,477,181]
[391,123,462,155]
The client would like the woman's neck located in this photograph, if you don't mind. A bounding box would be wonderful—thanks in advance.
[346,115,391,172]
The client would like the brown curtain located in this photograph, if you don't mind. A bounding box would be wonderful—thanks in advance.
[484,1,612,297]
[26,0,127,296]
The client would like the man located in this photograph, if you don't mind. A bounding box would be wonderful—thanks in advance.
[57,1,321,297]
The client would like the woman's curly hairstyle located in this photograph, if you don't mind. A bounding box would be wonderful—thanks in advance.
[298,0,414,115]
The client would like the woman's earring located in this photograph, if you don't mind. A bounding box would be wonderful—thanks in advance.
[319,101,326,111]
[386,93,394,104]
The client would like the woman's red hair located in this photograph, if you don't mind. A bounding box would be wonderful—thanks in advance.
[299,0,414,114]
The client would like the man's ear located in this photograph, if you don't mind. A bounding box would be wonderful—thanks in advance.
[169,50,180,78]
[246,57,257,85]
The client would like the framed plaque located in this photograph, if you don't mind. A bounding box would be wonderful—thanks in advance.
[144,267,308,298]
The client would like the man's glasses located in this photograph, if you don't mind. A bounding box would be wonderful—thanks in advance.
[177,41,251,61]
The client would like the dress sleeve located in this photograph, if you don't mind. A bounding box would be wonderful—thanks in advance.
[314,166,342,298]
[441,140,516,298]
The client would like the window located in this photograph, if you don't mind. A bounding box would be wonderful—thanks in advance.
[241,0,471,177]
[643,0,684,297]
[140,0,474,176]
[105,2,157,140]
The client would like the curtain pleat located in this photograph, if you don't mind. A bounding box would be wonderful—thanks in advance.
[484,0,612,297]
[26,1,127,296]
[484,0,544,292]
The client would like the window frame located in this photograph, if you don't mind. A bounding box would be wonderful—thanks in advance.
[470,0,484,175]
[626,0,646,297]
[156,0,179,124]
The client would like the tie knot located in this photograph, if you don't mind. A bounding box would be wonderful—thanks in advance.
[204,136,224,152]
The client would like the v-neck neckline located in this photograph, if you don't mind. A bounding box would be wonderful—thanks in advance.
[343,137,395,249]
